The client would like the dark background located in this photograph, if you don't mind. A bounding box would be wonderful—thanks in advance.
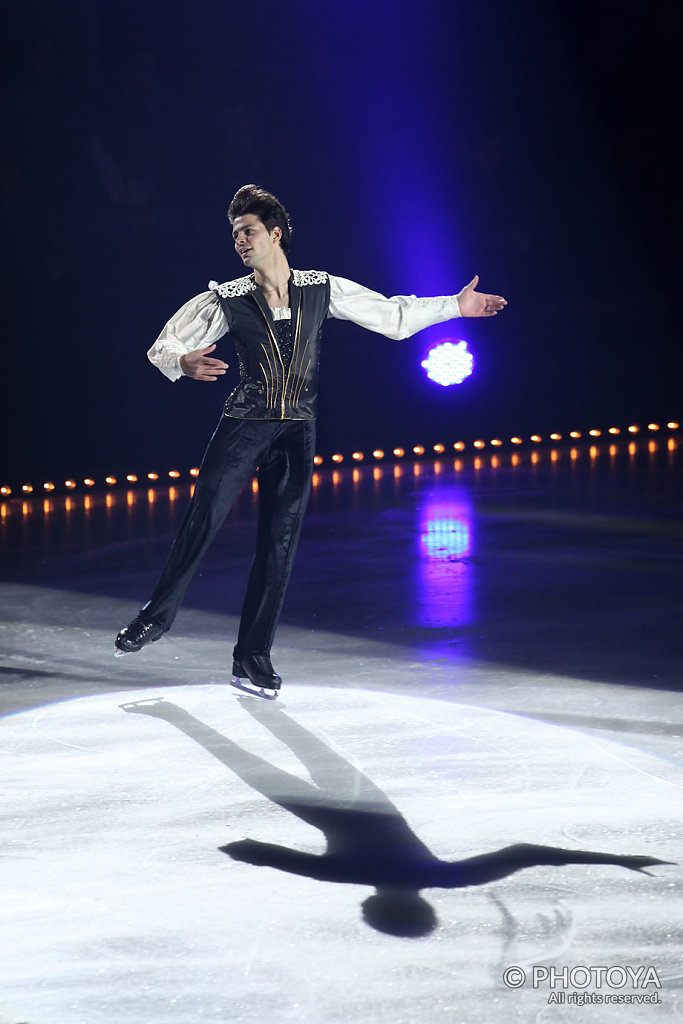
[1,0,680,484]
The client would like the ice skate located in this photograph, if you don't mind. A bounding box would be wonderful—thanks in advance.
[230,654,281,699]
[114,615,166,656]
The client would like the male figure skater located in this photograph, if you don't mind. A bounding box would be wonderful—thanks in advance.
[115,185,507,690]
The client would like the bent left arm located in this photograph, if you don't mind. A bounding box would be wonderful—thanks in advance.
[328,274,506,341]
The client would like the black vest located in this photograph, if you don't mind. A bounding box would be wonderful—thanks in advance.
[214,269,331,420]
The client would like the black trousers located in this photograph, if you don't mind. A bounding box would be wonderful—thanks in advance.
[142,415,316,660]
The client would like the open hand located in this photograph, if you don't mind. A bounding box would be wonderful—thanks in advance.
[179,343,228,381]
[457,275,507,317]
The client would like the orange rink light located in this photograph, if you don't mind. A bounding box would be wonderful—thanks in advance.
[12,421,676,501]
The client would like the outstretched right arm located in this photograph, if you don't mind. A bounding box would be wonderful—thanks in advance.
[146,290,230,382]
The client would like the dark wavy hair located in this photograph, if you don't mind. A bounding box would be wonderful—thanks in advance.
[227,184,292,254]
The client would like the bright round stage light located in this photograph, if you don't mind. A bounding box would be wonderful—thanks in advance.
[421,340,473,386]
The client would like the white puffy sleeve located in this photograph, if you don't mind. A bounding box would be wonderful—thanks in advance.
[147,289,229,381]
[327,275,461,341]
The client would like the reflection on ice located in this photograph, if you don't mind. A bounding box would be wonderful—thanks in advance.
[416,490,474,628]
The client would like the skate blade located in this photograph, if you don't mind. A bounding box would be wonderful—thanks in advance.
[113,647,127,657]
[230,676,279,701]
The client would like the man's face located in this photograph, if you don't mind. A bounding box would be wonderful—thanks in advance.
[232,214,281,267]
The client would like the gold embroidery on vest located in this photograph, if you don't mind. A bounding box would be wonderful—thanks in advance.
[293,356,312,407]
[283,296,303,412]
[260,343,277,411]
[255,304,286,417]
